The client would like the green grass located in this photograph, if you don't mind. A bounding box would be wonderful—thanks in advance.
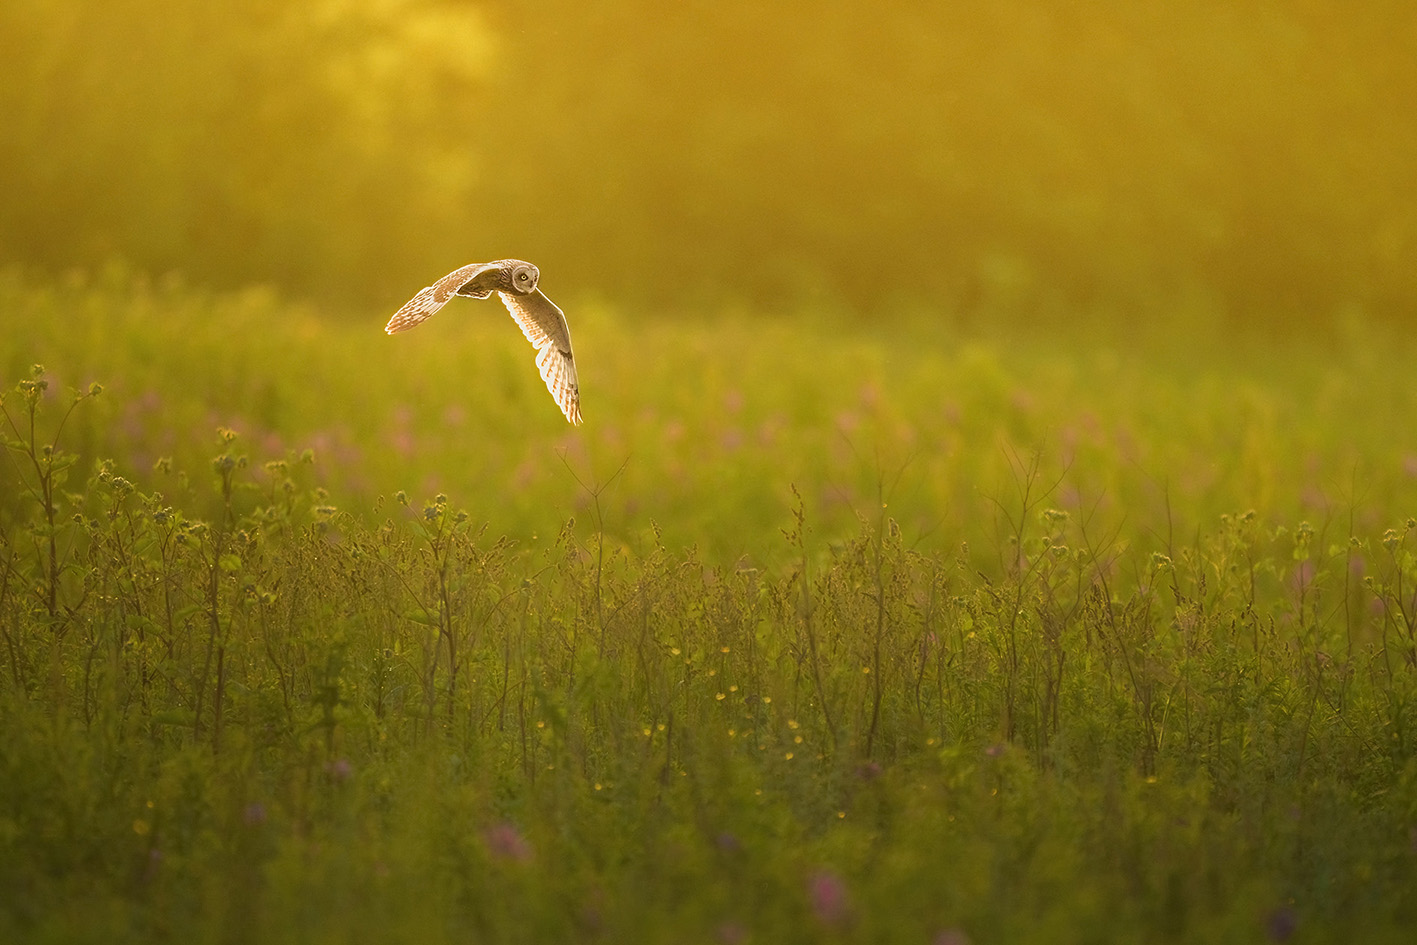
[3,267,1417,943]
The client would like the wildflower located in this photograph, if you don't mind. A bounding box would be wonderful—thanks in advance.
[485,822,533,864]
[715,920,748,945]
[326,758,353,782]
[1265,904,1297,942]
[243,803,268,826]
[933,929,972,945]
[807,869,851,926]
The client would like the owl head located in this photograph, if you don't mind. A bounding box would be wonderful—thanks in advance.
[506,261,539,295]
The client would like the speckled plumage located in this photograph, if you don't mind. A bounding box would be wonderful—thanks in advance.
[384,259,582,425]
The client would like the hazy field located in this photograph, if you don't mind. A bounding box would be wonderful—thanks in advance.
[4,269,1417,943]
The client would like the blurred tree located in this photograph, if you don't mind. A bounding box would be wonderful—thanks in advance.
[0,0,495,304]
[477,0,1417,322]
[1,0,1413,324]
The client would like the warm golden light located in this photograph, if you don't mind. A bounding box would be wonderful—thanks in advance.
[1,1,1412,325]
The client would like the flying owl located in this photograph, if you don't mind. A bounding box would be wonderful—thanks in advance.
[384,259,582,425]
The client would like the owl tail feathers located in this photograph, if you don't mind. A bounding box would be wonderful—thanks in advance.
[384,287,441,334]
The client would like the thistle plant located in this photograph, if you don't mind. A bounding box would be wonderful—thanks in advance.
[1,365,101,634]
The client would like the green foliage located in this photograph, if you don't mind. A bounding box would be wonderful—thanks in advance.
[6,266,1417,566]
[3,280,1417,941]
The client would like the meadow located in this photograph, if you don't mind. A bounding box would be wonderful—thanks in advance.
[3,267,1417,943]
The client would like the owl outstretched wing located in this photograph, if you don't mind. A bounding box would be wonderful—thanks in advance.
[499,289,582,426]
[384,262,501,334]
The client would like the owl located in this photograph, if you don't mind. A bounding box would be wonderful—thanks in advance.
[385,259,582,425]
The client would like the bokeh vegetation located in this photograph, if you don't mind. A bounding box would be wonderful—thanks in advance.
[5,267,1416,565]
[4,276,1417,942]
[3,1,1414,321]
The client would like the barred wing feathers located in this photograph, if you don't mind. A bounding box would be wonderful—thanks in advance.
[499,289,582,425]
[384,262,499,334]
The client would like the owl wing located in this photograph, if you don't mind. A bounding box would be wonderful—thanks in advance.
[384,262,501,334]
[499,288,582,425]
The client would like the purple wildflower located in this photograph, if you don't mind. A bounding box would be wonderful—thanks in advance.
[808,869,851,926]
[1266,904,1298,942]
[485,821,534,864]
